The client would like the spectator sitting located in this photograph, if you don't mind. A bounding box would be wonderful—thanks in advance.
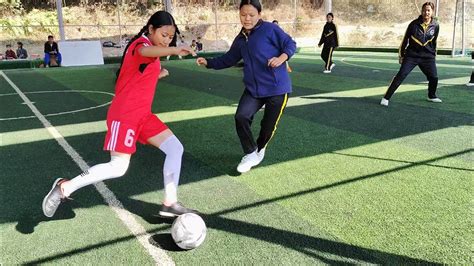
[5,44,17,59]
[44,35,62,67]
[16,42,28,59]
[196,37,203,51]
[190,39,197,51]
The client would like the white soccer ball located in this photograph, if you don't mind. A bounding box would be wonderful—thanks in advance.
[171,213,207,250]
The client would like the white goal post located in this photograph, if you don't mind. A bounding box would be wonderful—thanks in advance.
[452,0,467,57]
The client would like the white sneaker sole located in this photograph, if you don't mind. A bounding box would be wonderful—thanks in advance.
[427,98,442,103]
[237,165,253,173]
[158,211,178,218]
[380,99,389,106]
[42,178,63,218]
[237,158,264,173]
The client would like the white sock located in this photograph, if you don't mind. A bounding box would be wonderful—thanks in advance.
[159,135,183,204]
[62,155,130,197]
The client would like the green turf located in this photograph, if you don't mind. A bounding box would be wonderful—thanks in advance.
[0,51,472,264]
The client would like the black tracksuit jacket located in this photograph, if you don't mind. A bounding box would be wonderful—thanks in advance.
[318,22,339,48]
[399,16,439,59]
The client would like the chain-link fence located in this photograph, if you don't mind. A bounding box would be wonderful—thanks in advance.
[0,0,470,59]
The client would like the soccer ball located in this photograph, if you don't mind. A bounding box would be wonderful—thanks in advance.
[171,213,207,250]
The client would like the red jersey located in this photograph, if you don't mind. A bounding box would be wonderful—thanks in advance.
[108,36,161,122]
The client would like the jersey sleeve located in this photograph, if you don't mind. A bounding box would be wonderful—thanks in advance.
[130,41,150,60]
[130,41,154,65]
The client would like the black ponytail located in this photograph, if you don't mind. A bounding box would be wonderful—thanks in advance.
[239,0,262,13]
[116,10,177,79]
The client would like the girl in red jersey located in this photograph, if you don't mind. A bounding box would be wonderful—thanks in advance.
[42,11,198,218]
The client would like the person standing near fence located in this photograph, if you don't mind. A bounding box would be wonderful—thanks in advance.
[196,0,296,173]
[381,2,441,106]
[42,11,198,219]
[318,13,338,74]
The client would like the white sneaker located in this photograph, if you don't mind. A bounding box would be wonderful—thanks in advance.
[427,97,442,103]
[323,70,331,74]
[380,98,389,106]
[466,82,474,87]
[330,63,335,70]
[237,151,262,173]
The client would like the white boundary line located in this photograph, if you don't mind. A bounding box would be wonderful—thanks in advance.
[0,71,174,266]
[0,90,113,121]
[338,56,469,75]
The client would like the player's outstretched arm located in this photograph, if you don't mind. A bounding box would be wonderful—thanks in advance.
[139,46,196,58]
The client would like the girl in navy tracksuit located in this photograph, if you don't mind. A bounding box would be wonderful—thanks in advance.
[318,13,339,73]
[197,0,296,173]
[381,2,441,106]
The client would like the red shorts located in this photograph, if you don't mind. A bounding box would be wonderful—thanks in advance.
[103,114,168,154]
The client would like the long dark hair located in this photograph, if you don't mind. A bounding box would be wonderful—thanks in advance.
[239,0,262,13]
[116,10,178,79]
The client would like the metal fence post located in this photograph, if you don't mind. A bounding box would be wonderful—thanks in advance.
[56,0,65,41]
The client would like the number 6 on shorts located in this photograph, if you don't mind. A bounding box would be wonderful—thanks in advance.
[124,129,135,147]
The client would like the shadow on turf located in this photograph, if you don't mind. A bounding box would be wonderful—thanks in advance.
[6,90,472,230]
[17,147,464,264]
[15,202,76,234]
[149,233,184,252]
[4,64,470,263]
[332,151,474,172]
[124,198,438,264]
[22,227,164,264]
[209,148,473,219]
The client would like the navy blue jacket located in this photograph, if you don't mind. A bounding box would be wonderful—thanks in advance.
[400,16,439,59]
[206,20,296,98]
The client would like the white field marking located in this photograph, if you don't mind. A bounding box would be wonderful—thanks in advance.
[2,75,465,147]
[341,56,472,69]
[0,90,113,121]
[296,52,471,62]
[295,53,470,75]
[339,56,469,75]
[0,71,174,266]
